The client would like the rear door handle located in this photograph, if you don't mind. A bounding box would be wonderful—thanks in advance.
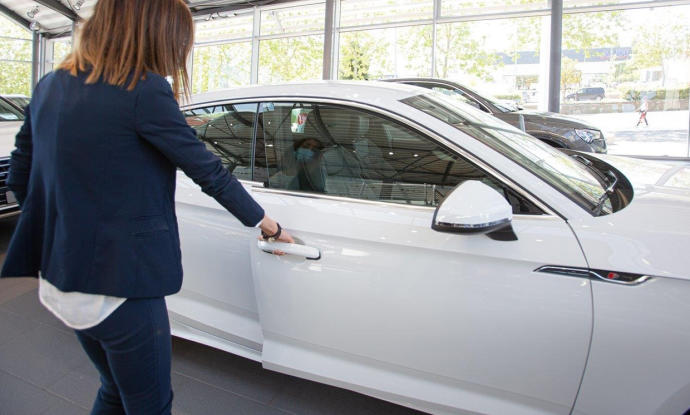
[257,240,321,260]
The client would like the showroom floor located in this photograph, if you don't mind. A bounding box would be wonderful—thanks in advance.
[0,218,423,415]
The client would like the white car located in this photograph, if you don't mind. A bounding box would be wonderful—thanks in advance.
[0,97,23,217]
[170,81,690,415]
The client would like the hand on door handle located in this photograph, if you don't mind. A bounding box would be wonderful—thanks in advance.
[257,240,321,260]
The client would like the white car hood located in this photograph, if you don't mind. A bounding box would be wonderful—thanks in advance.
[0,121,21,157]
[570,155,690,281]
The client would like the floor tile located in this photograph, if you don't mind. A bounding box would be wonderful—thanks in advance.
[0,370,76,415]
[46,369,100,410]
[0,324,88,388]
[0,277,38,304]
[37,398,89,415]
[172,337,288,403]
[0,290,71,334]
[268,375,424,415]
[0,308,37,347]
[172,372,292,415]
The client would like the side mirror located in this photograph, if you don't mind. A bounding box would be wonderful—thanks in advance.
[432,181,517,241]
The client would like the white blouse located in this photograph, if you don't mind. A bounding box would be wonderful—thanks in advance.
[38,276,126,330]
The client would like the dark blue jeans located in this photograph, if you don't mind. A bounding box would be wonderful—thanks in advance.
[75,297,173,415]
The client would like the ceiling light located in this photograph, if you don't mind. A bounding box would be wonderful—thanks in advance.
[26,6,39,19]
[74,0,85,11]
[30,20,41,31]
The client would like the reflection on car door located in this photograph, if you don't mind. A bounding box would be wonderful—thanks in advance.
[249,101,593,414]
[168,103,265,360]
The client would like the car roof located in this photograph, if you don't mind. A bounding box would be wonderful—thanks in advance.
[185,81,427,108]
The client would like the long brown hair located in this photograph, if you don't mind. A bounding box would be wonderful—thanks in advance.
[58,0,193,100]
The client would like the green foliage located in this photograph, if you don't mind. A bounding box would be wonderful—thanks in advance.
[434,23,501,81]
[623,88,690,102]
[495,94,521,101]
[0,14,31,39]
[562,11,623,56]
[258,36,323,84]
[560,57,582,93]
[629,14,690,85]
[338,31,390,80]
[0,15,32,96]
[610,62,637,84]
[192,43,252,94]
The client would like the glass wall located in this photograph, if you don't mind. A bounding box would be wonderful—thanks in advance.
[441,0,547,16]
[338,25,432,80]
[560,4,690,157]
[1,0,674,158]
[0,14,32,97]
[193,14,254,94]
[258,3,325,83]
[258,35,324,83]
[435,16,546,107]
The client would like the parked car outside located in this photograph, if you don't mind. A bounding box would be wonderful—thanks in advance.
[1,94,30,111]
[0,96,23,218]
[566,86,606,102]
[170,81,689,415]
[384,78,607,153]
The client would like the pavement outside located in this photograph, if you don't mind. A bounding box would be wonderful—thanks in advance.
[0,217,423,415]
[575,110,689,157]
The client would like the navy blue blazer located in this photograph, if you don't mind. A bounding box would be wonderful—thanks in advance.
[0,70,264,298]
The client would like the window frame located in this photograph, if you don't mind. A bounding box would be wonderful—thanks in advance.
[181,96,557,217]
[182,102,260,181]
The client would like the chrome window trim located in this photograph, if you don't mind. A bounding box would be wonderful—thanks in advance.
[183,96,559,217]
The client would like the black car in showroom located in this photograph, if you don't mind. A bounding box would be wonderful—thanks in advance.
[384,78,607,153]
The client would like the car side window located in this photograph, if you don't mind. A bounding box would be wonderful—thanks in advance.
[0,98,23,121]
[255,101,542,214]
[183,103,258,180]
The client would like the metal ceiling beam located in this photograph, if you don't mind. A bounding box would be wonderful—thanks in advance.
[33,0,80,21]
[0,2,32,30]
[190,0,299,17]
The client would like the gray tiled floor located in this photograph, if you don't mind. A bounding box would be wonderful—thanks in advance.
[0,217,424,415]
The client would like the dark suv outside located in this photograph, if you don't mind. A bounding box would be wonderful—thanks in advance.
[384,78,607,154]
[565,87,605,102]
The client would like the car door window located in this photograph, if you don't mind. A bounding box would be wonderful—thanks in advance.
[0,99,23,121]
[255,101,542,214]
[183,103,258,180]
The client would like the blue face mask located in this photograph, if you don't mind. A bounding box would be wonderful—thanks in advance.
[295,147,315,162]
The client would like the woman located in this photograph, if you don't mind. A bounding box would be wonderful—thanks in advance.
[293,137,327,192]
[0,0,293,413]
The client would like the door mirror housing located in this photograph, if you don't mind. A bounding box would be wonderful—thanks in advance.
[432,181,516,240]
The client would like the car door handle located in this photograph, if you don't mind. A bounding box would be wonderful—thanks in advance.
[257,240,321,260]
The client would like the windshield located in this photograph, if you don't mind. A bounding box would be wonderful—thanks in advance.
[462,86,518,112]
[0,98,24,121]
[402,92,611,215]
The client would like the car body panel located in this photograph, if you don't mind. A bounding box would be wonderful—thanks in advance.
[168,175,264,359]
[169,82,690,415]
[250,187,591,415]
[572,277,690,415]
[571,155,690,280]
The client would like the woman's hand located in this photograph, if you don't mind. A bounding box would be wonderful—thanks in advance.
[259,215,294,255]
